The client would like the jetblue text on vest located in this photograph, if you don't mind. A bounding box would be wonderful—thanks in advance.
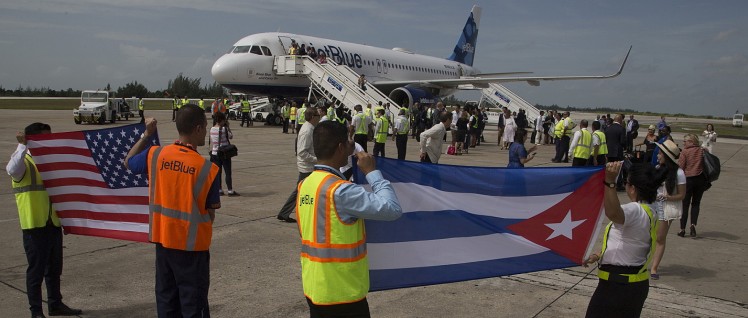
[299,194,314,207]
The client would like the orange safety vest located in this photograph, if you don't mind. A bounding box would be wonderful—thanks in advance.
[147,144,219,251]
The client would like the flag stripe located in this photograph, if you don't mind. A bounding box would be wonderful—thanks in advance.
[34,153,95,165]
[44,178,109,188]
[28,146,91,157]
[61,218,149,233]
[33,170,104,182]
[57,210,149,223]
[47,185,147,197]
[63,226,149,243]
[366,211,522,243]
[55,202,148,214]
[37,162,99,174]
[53,193,148,205]
[26,131,84,142]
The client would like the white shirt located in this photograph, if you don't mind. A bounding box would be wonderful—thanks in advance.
[296,121,317,173]
[209,126,233,156]
[394,115,408,133]
[419,122,447,163]
[6,143,29,181]
[340,142,365,175]
[601,202,653,266]
[451,111,461,129]
[535,116,544,131]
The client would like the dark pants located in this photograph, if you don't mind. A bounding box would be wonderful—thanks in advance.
[588,155,607,166]
[240,112,251,127]
[209,154,232,191]
[559,135,570,161]
[172,109,177,121]
[354,134,368,153]
[531,130,537,144]
[420,154,432,163]
[155,244,210,318]
[282,118,289,133]
[396,134,408,160]
[278,171,312,219]
[586,278,648,318]
[572,157,588,166]
[306,297,370,318]
[23,224,63,314]
[373,142,385,157]
[139,110,145,123]
[681,174,707,229]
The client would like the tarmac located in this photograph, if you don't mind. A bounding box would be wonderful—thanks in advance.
[1,109,746,317]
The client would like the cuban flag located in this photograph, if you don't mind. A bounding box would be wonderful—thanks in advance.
[357,158,605,291]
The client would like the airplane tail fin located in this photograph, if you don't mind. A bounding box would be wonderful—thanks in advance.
[448,5,481,67]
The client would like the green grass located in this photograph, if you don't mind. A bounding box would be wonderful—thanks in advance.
[669,122,746,139]
[0,99,174,110]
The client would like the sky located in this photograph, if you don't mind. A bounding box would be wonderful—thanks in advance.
[1,0,747,117]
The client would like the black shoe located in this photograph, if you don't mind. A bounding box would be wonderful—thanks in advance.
[551,159,560,163]
[227,191,240,197]
[31,312,46,318]
[562,159,569,163]
[690,225,697,237]
[677,230,686,237]
[49,303,82,316]
[277,215,297,223]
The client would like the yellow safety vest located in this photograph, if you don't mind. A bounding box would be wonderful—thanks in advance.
[354,113,368,135]
[182,98,189,107]
[282,106,290,117]
[594,130,608,155]
[327,107,336,121]
[597,204,656,283]
[12,154,60,229]
[573,129,592,159]
[298,106,307,124]
[174,99,180,109]
[198,100,205,110]
[138,99,144,111]
[397,115,410,135]
[375,117,389,143]
[298,170,367,305]
[563,118,574,137]
[290,107,297,120]
[554,120,564,138]
[241,100,250,112]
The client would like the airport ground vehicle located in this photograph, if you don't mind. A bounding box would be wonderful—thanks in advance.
[228,96,283,125]
[734,113,744,127]
[73,90,134,124]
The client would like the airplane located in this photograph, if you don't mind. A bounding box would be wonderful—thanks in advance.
[211,5,630,108]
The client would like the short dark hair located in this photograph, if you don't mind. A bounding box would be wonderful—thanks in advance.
[176,104,207,135]
[313,120,348,160]
[213,111,226,123]
[592,120,601,130]
[24,122,51,136]
[304,107,318,120]
[580,119,588,127]
[439,111,451,123]
[514,128,527,143]
[628,163,662,204]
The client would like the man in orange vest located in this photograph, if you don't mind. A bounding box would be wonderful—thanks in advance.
[125,104,220,317]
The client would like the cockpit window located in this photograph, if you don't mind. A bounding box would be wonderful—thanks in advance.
[232,46,251,53]
[261,46,272,56]
[249,46,262,55]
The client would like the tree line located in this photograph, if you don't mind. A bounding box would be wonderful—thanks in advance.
[0,73,225,99]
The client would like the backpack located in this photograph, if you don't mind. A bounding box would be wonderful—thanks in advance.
[702,150,721,182]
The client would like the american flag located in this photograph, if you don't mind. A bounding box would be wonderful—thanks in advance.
[26,123,159,243]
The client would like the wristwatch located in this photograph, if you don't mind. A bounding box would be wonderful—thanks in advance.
[603,181,616,188]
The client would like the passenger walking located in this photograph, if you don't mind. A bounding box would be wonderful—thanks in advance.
[455,111,469,154]
[650,140,686,279]
[124,106,221,318]
[7,123,83,318]
[532,110,545,145]
[507,129,536,168]
[635,125,658,164]
[679,134,708,238]
[210,113,239,197]
[419,112,452,164]
[277,107,321,223]
[701,124,717,153]
[501,108,516,150]
[583,162,661,318]
[297,120,401,317]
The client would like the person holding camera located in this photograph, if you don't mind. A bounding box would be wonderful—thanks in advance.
[210,112,238,196]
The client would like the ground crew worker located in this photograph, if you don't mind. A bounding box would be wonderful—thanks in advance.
[281,101,290,133]
[125,105,221,318]
[393,108,410,160]
[366,104,375,141]
[590,120,608,166]
[289,102,298,134]
[6,122,83,318]
[181,96,189,109]
[552,112,565,163]
[568,119,592,166]
[297,102,307,132]
[172,96,180,121]
[240,97,252,127]
[138,97,145,123]
[198,97,205,111]
[297,120,401,317]
[373,109,389,157]
[350,105,371,153]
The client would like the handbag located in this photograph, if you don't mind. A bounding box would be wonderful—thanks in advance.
[447,145,456,155]
[217,126,238,159]
[702,150,720,182]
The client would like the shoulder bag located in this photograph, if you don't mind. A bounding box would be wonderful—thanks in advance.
[702,150,720,183]
[217,126,238,159]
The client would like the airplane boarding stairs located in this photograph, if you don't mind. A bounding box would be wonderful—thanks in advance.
[273,55,402,121]
[480,83,542,123]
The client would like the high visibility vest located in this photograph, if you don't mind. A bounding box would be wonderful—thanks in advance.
[573,129,592,159]
[290,107,297,120]
[298,170,367,305]
[182,98,189,107]
[594,130,608,155]
[298,106,307,124]
[375,117,389,143]
[198,100,205,110]
[598,204,656,283]
[282,105,290,117]
[354,113,368,135]
[563,118,574,137]
[397,115,410,135]
[241,100,250,112]
[147,145,218,251]
[375,106,385,115]
[215,102,226,114]
[470,115,479,129]
[173,99,180,109]
[426,108,433,119]
[12,154,60,230]
[327,107,336,120]
[554,120,564,138]
[138,99,144,111]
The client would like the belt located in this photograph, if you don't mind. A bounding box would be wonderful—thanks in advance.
[598,264,648,283]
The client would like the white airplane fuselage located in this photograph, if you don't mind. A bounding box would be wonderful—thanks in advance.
[211,32,477,101]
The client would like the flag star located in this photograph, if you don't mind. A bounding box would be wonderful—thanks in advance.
[108,182,114,187]
[86,134,91,140]
[93,141,99,147]
[544,211,586,241]
[123,175,129,180]
[120,181,126,187]
[104,140,110,146]
[135,174,142,179]
[125,168,132,174]
[103,165,110,172]
[133,179,139,185]
[125,144,132,150]
[115,138,122,145]
[109,152,115,159]
[102,171,108,177]
[98,153,104,159]
[121,151,127,158]
[113,171,119,177]
[120,130,127,137]
[106,159,112,165]
[97,132,102,140]
[134,128,140,135]
[108,132,114,139]
[128,136,135,143]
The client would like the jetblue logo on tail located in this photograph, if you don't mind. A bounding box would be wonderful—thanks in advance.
[448,8,480,67]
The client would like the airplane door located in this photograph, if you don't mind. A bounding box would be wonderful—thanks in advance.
[382,59,389,74]
[376,59,382,73]
[278,36,297,55]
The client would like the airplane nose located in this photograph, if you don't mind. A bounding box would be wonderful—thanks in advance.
[211,56,236,83]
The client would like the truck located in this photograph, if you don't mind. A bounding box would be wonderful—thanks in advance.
[734,113,744,127]
[73,90,134,124]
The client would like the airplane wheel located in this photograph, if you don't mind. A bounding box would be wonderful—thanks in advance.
[273,116,282,126]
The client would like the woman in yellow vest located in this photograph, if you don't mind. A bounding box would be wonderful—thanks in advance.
[297,121,401,316]
[289,102,298,134]
[372,109,389,157]
[7,123,82,317]
[583,162,663,317]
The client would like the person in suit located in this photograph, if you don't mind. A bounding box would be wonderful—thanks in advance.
[626,114,640,153]
[605,114,627,189]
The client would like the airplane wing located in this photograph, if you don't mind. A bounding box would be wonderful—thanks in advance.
[373,46,631,89]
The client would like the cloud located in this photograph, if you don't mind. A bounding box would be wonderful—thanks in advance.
[704,54,748,75]
[120,44,167,65]
[713,29,738,42]
[96,31,158,43]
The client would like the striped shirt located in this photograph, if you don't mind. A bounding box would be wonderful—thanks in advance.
[678,145,704,177]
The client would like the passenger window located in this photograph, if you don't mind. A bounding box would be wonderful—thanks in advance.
[249,46,262,55]
[233,46,251,53]
[261,46,272,56]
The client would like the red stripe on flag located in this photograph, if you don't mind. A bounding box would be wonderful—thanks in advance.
[45,178,108,188]
[63,226,149,243]
[52,193,149,205]
[37,162,99,173]
[57,210,149,223]
[26,131,85,141]
[31,146,91,157]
